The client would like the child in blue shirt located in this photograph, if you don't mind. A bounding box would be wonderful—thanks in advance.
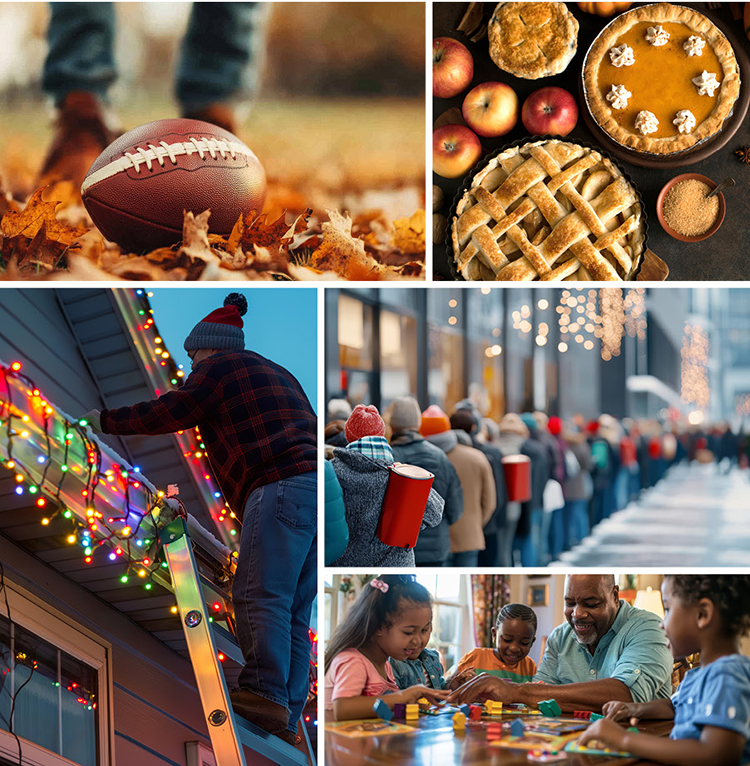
[579,575,750,766]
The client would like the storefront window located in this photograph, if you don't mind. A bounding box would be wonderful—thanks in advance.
[380,310,417,407]
[338,293,374,370]
[427,326,464,414]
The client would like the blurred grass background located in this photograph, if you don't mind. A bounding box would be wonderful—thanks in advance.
[0,2,425,213]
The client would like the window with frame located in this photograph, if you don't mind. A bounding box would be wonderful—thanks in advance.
[0,586,109,766]
[415,573,470,675]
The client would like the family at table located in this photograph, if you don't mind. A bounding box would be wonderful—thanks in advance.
[325,574,750,765]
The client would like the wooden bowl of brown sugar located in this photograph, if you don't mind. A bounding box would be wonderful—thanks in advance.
[656,174,726,243]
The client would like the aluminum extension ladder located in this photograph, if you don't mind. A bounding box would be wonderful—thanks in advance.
[159,517,314,766]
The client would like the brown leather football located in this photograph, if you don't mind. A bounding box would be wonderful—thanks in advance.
[81,118,266,253]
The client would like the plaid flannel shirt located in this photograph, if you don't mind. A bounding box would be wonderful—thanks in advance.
[100,350,317,520]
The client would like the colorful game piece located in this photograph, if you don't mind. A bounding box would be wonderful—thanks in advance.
[392,703,406,719]
[511,718,526,737]
[573,711,592,720]
[538,699,562,717]
[459,704,471,718]
[373,699,393,721]
[565,741,632,758]
[469,704,482,721]
[452,712,466,731]
[590,713,604,721]
[405,703,419,720]
[528,749,567,763]
[486,722,503,739]
[627,726,639,732]
[484,700,504,715]
[417,697,430,706]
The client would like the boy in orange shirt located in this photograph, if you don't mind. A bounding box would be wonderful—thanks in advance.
[456,603,538,683]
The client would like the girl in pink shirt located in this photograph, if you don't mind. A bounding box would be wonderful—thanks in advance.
[325,575,450,720]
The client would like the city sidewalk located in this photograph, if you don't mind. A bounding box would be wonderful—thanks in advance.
[555,464,750,567]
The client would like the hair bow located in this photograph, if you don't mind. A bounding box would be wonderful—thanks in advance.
[369,578,389,593]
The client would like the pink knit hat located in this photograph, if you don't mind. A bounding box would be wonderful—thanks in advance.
[420,405,451,436]
[345,404,385,442]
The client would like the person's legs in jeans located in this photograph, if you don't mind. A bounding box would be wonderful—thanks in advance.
[447,550,479,567]
[286,530,317,735]
[232,471,316,733]
[176,2,269,129]
[40,3,120,186]
[43,2,117,103]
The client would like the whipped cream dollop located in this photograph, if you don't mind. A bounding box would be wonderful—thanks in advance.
[606,84,632,110]
[645,25,670,46]
[684,35,706,57]
[609,44,635,67]
[692,70,720,96]
[635,110,659,135]
[673,110,696,134]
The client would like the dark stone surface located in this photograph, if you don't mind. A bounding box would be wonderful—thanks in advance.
[433,2,750,281]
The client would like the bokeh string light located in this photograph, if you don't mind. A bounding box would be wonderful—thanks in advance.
[681,323,710,412]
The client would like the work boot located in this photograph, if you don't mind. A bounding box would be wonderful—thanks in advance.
[229,687,290,740]
[182,103,238,135]
[38,91,120,192]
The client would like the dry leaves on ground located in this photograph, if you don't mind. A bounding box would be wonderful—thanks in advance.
[0,177,425,281]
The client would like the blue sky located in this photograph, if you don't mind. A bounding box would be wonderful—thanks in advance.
[146,288,317,411]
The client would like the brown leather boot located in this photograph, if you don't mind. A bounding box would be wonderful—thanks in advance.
[182,104,238,135]
[229,688,290,739]
[38,91,120,191]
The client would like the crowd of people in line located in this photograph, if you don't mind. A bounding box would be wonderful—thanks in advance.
[324,396,746,568]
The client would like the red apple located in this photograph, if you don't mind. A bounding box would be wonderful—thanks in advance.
[521,86,579,136]
[461,82,518,138]
[433,37,474,98]
[433,125,482,179]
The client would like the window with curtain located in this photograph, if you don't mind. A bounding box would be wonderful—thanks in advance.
[470,575,511,647]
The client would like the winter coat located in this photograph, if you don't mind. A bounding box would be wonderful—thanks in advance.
[427,431,496,553]
[329,447,444,567]
[564,437,594,501]
[471,438,508,530]
[390,430,463,565]
[324,459,348,565]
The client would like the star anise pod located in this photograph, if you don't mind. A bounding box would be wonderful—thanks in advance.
[735,146,750,164]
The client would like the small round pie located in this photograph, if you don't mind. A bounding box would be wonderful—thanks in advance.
[451,140,646,282]
[583,3,740,154]
[488,2,579,80]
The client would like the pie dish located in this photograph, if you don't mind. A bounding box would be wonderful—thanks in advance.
[450,139,646,282]
[583,3,740,154]
[488,2,579,80]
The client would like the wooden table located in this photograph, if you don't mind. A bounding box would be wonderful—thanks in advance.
[326,715,674,766]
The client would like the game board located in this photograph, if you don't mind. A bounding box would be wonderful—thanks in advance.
[486,716,589,752]
[565,740,633,757]
[325,720,416,738]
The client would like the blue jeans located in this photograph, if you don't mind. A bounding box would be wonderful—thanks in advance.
[233,471,317,733]
[564,499,589,549]
[43,2,267,110]
[447,550,479,567]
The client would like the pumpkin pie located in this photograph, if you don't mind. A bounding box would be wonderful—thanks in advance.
[488,2,579,80]
[583,3,740,154]
[450,139,646,282]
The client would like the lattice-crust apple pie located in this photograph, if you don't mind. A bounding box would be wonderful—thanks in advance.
[450,139,646,281]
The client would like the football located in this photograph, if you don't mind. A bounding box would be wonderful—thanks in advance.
[81,118,266,253]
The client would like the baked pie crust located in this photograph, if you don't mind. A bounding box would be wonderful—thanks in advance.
[450,140,646,282]
[584,3,740,154]
[488,2,579,80]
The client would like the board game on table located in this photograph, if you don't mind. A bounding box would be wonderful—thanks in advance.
[325,706,674,766]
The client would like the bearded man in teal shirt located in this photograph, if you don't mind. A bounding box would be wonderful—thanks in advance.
[449,574,673,712]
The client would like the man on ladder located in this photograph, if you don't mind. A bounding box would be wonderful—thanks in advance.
[85,293,317,747]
